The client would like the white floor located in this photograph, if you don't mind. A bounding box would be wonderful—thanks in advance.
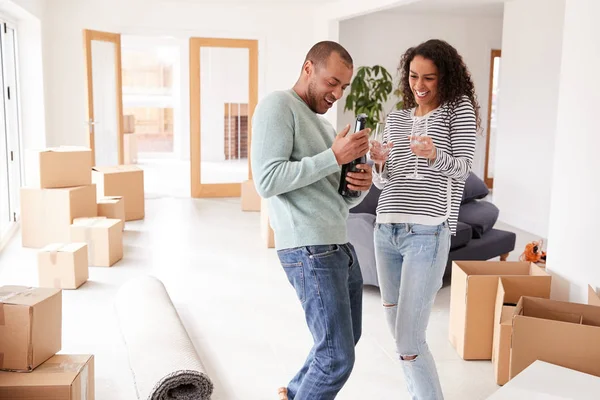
[0,176,537,399]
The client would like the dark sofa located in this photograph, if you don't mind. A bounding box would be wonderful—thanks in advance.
[346,173,516,286]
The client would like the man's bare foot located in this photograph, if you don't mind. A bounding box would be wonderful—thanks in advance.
[278,387,288,400]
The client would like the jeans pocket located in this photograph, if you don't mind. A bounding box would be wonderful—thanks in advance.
[282,262,305,303]
[305,244,340,258]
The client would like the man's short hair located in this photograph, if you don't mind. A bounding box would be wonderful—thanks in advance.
[304,41,353,69]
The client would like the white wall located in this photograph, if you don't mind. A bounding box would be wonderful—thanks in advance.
[338,9,503,179]
[546,0,600,303]
[41,0,323,154]
[493,0,565,238]
[4,0,44,18]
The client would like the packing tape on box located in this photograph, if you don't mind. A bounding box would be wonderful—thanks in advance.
[80,363,89,400]
[0,353,3,369]
[74,218,104,266]
[36,359,86,373]
[46,243,68,265]
[53,278,62,289]
[0,287,36,326]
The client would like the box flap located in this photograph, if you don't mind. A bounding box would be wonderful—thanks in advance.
[589,285,600,307]
[0,286,60,307]
[500,306,515,326]
[40,243,87,253]
[98,196,123,204]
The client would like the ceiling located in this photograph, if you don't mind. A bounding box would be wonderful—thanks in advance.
[392,0,504,17]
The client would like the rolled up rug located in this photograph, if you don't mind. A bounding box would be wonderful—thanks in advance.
[115,275,213,400]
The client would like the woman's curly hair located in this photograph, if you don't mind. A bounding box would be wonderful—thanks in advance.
[399,39,481,131]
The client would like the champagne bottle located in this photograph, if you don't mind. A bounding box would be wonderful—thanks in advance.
[338,114,368,198]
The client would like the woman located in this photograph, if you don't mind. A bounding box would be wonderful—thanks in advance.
[370,39,479,399]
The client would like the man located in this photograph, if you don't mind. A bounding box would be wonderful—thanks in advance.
[251,41,373,400]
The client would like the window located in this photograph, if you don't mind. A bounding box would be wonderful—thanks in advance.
[121,40,177,154]
[0,21,22,241]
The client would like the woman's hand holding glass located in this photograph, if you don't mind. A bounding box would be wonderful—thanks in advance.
[369,123,393,184]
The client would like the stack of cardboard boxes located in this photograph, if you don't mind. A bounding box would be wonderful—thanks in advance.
[448,260,600,389]
[0,286,94,398]
[19,147,145,287]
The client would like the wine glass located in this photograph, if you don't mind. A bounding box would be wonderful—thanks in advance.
[369,122,392,184]
[406,117,428,180]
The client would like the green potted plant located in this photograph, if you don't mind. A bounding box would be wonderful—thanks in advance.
[344,65,403,130]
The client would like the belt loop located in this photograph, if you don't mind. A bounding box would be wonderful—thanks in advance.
[406,224,411,233]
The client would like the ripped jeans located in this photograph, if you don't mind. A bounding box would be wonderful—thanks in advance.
[374,222,450,400]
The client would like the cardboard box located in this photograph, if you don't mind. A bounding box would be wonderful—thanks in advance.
[241,180,261,212]
[589,285,600,306]
[26,146,92,189]
[509,296,600,380]
[448,261,550,360]
[123,114,135,133]
[488,360,600,400]
[492,277,552,385]
[92,166,144,221]
[70,217,123,267]
[124,133,138,165]
[97,196,125,231]
[20,185,97,248]
[0,286,62,372]
[260,198,274,248]
[38,243,89,290]
[0,354,95,400]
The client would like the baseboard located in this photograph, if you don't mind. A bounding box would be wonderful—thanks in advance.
[0,220,19,253]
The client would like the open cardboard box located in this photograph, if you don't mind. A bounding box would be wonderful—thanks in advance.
[492,277,552,385]
[448,261,551,360]
[509,296,600,380]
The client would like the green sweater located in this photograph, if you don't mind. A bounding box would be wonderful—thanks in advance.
[251,89,366,250]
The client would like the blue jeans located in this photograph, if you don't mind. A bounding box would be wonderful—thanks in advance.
[374,222,451,400]
[277,243,363,400]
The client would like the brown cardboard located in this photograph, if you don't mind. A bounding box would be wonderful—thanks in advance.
[492,277,552,385]
[510,296,600,380]
[38,243,89,290]
[241,180,261,212]
[92,166,144,221]
[448,261,551,360]
[123,114,135,133]
[0,354,94,399]
[0,286,62,372]
[20,185,97,248]
[589,285,600,306]
[70,217,123,267]
[97,196,125,231]
[26,146,92,189]
[124,133,138,165]
[260,198,274,248]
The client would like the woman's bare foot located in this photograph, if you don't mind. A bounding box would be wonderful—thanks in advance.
[278,387,288,400]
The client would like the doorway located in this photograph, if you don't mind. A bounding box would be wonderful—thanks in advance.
[189,38,258,198]
[484,49,501,189]
[83,29,124,167]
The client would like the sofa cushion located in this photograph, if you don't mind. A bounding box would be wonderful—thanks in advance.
[346,213,378,286]
[451,222,472,250]
[462,173,489,204]
[349,186,381,215]
[458,200,499,238]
